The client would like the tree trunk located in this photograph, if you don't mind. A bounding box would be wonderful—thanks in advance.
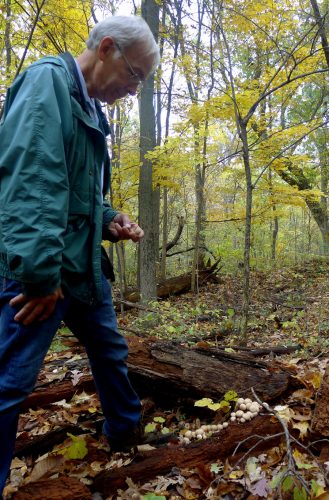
[310,0,329,68]
[160,187,168,280]
[271,211,279,261]
[277,162,329,255]
[269,168,279,261]
[239,121,253,344]
[138,0,160,303]
[159,8,179,281]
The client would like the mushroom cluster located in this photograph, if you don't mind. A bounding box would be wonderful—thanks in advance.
[179,397,263,445]
[230,398,262,423]
[181,422,229,444]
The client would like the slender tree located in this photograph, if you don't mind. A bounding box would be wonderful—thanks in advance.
[138,0,160,303]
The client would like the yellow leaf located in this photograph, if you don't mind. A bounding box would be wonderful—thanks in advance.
[293,421,310,440]
[88,407,98,414]
[314,491,329,499]
[308,372,322,390]
[56,434,88,460]
[229,470,244,479]
[273,405,294,423]
[194,398,214,408]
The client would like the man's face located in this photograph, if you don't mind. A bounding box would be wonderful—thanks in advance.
[91,38,154,104]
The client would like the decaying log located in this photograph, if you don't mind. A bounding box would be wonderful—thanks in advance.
[127,338,292,403]
[21,375,96,411]
[15,424,87,458]
[311,363,329,436]
[93,415,282,495]
[217,345,302,357]
[22,339,292,414]
[12,477,92,500]
[123,261,221,303]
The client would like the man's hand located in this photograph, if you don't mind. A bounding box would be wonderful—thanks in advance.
[9,287,64,325]
[109,213,144,243]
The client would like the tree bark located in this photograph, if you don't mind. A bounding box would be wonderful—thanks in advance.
[311,363,329,436]
[12,477,92,500]
[138,0,160,303]
[310,0,329,68]
[23,338,292,412]
[239,121,253,344]
[93,415,282,495]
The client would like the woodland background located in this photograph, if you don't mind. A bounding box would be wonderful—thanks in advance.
[1,1,329,499]
[1,0,329,337]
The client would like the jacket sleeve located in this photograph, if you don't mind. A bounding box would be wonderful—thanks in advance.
[0,63,73,296]
[102,200,119,241]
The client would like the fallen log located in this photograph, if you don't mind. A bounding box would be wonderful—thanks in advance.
[12,476,92,500]
[15,424,87,458]
[127,338,292,403]
[21,374,95,411]
[23,339,293,412]
[311,363,329,436]
[209,344,302,357]
[93,415,282,495]
[123,261,221,303]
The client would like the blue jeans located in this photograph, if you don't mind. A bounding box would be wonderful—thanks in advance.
[0,275,141,494]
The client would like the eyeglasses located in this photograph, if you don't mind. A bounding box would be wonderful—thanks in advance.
[115,42,144,86]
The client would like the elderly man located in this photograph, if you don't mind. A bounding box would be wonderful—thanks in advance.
[0,15,160,494]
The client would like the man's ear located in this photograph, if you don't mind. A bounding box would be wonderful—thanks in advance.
[98,36,115,61]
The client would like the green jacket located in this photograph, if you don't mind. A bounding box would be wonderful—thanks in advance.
[0,54,117,304]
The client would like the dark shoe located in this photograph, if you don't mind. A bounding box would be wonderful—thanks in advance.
[108,423,144,453]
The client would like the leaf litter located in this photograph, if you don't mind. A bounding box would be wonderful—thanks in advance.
[4,260,329,499]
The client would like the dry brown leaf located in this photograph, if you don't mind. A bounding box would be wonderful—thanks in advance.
[292,421,310,439]
[28,455,65,482]
[10,458,27,470]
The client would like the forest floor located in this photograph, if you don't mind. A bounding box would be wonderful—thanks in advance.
[4,259,329,500]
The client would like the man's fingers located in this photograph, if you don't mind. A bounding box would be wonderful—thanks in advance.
[14,302,44,324]
[38,302,56,322]
[9,293,27,307]
[10,287,63,324]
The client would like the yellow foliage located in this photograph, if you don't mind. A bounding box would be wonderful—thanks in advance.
[35,0,91,54]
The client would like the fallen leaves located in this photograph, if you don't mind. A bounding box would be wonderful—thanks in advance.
[5,262,329,499]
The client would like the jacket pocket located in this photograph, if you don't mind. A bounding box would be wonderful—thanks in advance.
[68,188,90,215]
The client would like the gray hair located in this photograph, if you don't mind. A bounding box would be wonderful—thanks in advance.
[86,16,160,73]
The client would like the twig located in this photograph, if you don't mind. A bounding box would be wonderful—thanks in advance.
[115,299,159,313]
[232,432,285,467]
[251,389,311,495]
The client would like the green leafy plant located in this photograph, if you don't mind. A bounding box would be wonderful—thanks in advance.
[194,391,238,412]
[145,416,170,435]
